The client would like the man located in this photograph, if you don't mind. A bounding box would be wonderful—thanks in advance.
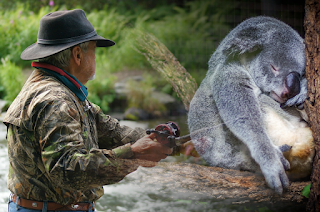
[4,9,172,212]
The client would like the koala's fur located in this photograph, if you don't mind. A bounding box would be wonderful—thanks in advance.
[187,16,313,194]
[260,94,314,181]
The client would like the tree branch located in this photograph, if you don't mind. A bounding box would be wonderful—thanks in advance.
[139,162,309,205]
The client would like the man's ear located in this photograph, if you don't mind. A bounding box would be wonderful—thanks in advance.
[71,45,82,66]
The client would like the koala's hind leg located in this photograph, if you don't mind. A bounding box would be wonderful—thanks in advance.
[190,125,259,172]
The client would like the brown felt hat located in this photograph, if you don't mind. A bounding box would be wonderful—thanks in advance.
[21,9,115,60]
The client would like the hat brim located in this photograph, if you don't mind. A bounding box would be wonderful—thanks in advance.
[21,34,115,60]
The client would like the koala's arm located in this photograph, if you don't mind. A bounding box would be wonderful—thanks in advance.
[212,65,290,194]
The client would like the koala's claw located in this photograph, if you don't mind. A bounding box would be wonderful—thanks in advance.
[264,170,289,195]
[277,148,291,170]
[263,161,290,195]
[281,96,305,109]
[296,102,304,110]
[276,172,290,194]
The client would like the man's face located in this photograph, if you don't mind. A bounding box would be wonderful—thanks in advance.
[81,41,96,82]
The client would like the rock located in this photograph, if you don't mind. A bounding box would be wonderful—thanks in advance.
[119,120,148,129]
[151,91,175,105]
[113,74,186,119]
[124,107,149,120]
[154,92,186,116]
[114,76,144,97]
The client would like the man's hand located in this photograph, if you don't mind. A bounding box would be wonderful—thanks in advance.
[131,133,173,163]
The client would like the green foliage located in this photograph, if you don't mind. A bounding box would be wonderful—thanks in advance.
[86,78,116,113]
[0,1,232,72]
[0,82,4,99]
[126,73,166,113]
[0,6,53,68]
[302,183,311,198]
[82,0,233,74]
[0,1,233,112]
[123,113,139,121]
[86,55,117,113]
[140,0,232,70]
[87,10,150,73]
[0,57,24,102]
[0,0,180,14]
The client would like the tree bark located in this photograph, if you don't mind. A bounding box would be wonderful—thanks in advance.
[304,0,320,211]
[137,162,308,206]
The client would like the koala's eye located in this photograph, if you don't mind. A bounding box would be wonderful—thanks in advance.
[270,65,279,76]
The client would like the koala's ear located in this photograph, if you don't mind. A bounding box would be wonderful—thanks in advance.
[223,26,266,57]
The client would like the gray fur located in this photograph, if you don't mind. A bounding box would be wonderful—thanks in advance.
[188,16,306,194]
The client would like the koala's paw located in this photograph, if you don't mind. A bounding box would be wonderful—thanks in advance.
[278,144,292,153]
[281,78,307,109]
[281,93,306,109]
[260,150,290,194]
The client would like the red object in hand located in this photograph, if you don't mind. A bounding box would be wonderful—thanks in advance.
[146,122,180,147]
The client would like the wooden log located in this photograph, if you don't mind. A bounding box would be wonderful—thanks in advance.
[137,162,309,205]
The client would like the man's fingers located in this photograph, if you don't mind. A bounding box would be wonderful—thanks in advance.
[147,133,173,155]
[148,132,156,140]
[132,134,173,162]
[162,146,173,155]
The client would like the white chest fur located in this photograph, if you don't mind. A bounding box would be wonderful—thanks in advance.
[264,107,314,180]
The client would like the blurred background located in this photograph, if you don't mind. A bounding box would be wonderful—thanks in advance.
[0,0,305,119]
[0,1,306,211]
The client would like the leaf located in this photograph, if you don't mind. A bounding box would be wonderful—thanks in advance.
[302,183,311,198]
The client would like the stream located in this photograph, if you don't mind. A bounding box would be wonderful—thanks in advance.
[0,116,307,212]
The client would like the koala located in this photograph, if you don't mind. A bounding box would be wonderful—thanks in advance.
[187,16,313,194]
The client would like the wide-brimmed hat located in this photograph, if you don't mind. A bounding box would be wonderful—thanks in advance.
[21,9,115,60]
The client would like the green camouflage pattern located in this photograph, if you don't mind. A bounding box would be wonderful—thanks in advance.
[3,69,146,205]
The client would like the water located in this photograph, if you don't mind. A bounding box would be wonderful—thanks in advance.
[0,122,9,211]
[0,116,307,212]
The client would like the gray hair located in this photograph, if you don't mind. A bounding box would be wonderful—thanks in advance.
[38,41,89,69]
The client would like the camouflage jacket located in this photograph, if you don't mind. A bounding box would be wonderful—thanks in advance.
[3,69,146,205]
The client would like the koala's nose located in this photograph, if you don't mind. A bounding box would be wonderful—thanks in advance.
[281,72,300,101]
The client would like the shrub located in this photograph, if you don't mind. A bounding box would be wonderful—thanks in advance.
[0,1,233,112]
[0,57,24,103]
[87,9,150,73]
[86,54,117,113]
[125,73,166,114]
[139,0,232,70]
[0,6,52,68]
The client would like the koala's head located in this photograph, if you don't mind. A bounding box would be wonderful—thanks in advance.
[252,39,305,107]
[224,16,306,108]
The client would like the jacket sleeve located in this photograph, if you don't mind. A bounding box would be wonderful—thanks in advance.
[36,98,140,191]
[91,103,146,151]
